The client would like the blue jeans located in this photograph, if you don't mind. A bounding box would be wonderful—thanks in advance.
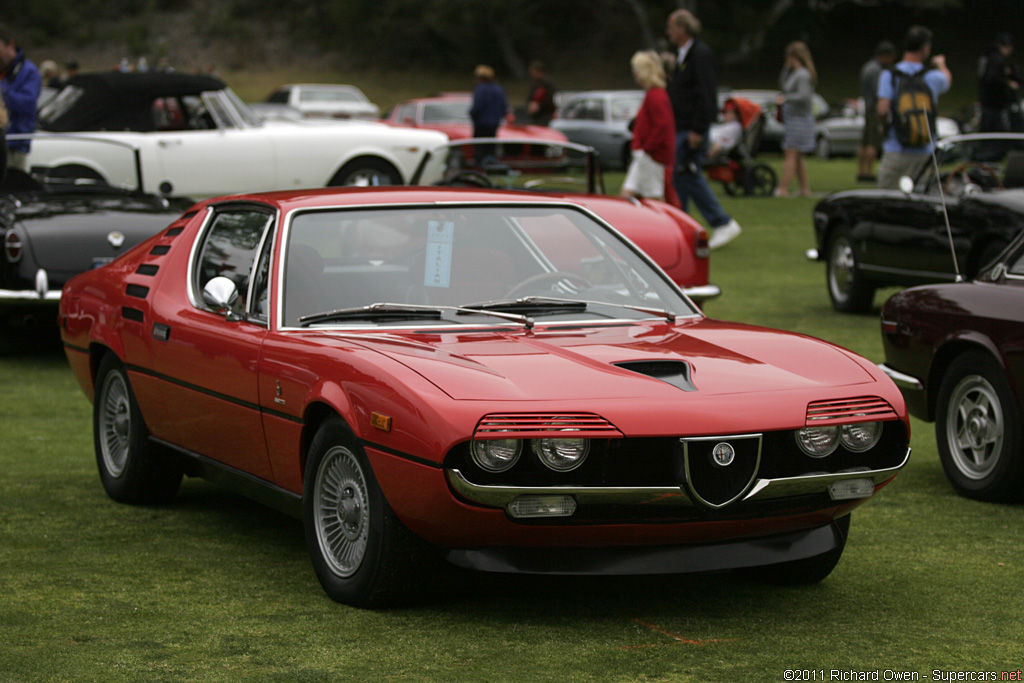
[673,130,731,228]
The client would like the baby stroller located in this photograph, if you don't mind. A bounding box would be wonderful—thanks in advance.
[704,97,778,197]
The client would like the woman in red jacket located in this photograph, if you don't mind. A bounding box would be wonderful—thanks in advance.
[621,50,680,207]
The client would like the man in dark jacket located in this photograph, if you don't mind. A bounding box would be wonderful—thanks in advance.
[978,33,1020,133]
[470,64,509,167]
[665,9,740,250]
[0,25,42,172]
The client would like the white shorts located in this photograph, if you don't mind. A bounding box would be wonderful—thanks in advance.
[622,150,665,199]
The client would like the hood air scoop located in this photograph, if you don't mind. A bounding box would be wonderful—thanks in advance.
[614,360,696,392]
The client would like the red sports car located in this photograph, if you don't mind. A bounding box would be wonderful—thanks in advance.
[413,138,719,303]
[60,186,909,607]
[383,94,567,168]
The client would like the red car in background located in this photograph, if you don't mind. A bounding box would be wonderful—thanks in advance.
[412,138,719,303]
[383,94,568,167]
[61,184,909,607]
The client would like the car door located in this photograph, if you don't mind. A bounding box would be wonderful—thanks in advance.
[146,206,277,481]
[150,91,275,197]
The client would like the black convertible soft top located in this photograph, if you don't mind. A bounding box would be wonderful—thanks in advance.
[38,71,226,133]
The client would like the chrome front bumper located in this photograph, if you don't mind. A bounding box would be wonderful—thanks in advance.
[878,363,924,392]
[447,447,910,510]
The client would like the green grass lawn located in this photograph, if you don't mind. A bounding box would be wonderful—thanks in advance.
[2,155,1022,682]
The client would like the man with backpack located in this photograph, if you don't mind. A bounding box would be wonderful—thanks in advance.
[876,25,952,190]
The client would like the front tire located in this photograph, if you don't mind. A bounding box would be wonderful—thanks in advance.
[826,229,875,313]
[936,352,1024,502]
[303,417,420,607]
[93,354,182,504]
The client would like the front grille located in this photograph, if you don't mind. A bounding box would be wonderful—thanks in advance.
[681,435,761,508]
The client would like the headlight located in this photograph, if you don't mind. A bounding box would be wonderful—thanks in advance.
[532,437,590,472]
[471,438,522,472]
[840,422,883,452]
[795,426,839,457]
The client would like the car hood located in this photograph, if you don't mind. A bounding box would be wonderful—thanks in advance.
[330,318,878,405]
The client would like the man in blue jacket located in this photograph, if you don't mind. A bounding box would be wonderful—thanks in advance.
[470,65,509,167]
[0,25,42,172]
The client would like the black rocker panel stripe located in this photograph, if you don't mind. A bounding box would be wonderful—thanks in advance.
[125,363,441,469]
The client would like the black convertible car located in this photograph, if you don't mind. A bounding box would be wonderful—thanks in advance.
[1,135,192,330]
[810,133,1024,312]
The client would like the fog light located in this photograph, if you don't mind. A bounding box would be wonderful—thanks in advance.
[828,478,875,501]
[507,495,577,519]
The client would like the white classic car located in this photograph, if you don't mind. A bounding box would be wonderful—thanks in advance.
[28,72,447,198]
[252,83,381,120]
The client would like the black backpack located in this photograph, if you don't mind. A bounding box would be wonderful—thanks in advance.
[888,66,936,147]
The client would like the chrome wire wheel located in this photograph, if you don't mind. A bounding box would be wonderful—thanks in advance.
[98,370,132,478]
[945,373,1004,481]
[313,445,370,578]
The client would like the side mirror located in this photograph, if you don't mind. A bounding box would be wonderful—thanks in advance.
[898,176,915,194]
[202,276,241,319]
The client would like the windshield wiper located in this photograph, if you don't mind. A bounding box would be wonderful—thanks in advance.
[298,302,535,329]
[461,296,677,322]
[299,303,444,327]
[459,296,589,315]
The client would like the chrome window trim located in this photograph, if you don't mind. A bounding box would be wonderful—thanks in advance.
[273,199,703,332]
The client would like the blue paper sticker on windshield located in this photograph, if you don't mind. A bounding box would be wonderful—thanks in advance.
[424,220,455,288]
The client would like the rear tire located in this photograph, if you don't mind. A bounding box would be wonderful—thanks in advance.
[328,157,401,187]
[936,352,1024,502]
[826,229,876,313]
[93,354,182,504]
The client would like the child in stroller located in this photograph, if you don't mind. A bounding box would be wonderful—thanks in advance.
[704,97,778,197]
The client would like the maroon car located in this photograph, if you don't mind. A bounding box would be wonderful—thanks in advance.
[880,234,1024,502]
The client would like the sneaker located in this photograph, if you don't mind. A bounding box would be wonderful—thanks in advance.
[709,219,741,250]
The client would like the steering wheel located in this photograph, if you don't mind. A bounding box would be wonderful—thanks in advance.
[505,272,593,299]
[942,161,1003,194]
[439,170,494,188]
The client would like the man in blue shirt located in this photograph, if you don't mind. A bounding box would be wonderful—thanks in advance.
[876,25,951,190]
[0,25,42,172]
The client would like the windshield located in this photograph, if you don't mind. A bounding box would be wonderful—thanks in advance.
[422,102,471,123]
[281,204,695,327]
[917,135,1024,195]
